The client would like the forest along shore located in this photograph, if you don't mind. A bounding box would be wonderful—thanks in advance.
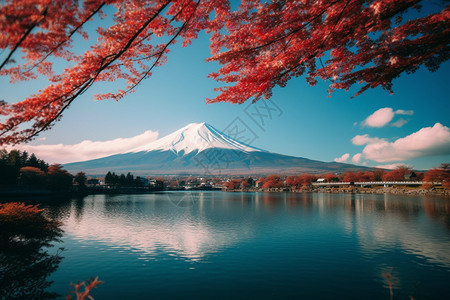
[224,186,448,196]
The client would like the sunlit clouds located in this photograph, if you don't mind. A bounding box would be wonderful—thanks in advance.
[363,107,413,128]
[352,153,362,164]
[355,123,450,163]
[352,134,383,146]
[375,163,413,170]
[364,107,395,127]
[334,153,350,163]
[334,103,449,168]
[8,130,159,164]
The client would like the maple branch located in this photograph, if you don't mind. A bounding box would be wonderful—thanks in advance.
[270,0,353,83]
[317,0,353,80]
[23,2,106,74]
[123,0,202,94]
[0,7,48,71]
[218,0,343,59]
[380,0,422,20]
[5,1,172,142]
[276,53,317,80]
[100,2,171,69]
[113,0,193,65]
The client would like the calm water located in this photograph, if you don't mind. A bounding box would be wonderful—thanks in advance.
[23,192,450,298]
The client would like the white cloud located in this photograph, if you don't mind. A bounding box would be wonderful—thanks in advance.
[363,107,395,127]
[334,153,350,163]
[354,123,450,162]
[352,153,362,164]
[363,107,413,128]
[376,163,413,170]
[351,134,384,146]
[395,109,414,116]
[390,118,408,128]
[9,130,159,164]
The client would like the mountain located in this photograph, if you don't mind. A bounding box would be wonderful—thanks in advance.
[64,122,369,175]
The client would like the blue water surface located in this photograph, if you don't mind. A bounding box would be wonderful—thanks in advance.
[42,192,450,299]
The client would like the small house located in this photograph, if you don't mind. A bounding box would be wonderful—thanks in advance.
[404,172,417,181]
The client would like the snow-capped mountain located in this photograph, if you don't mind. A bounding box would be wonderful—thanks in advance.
[64,122,368,175]
[129,122,262,154]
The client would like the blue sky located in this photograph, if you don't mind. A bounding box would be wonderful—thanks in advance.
[1,13,449,170]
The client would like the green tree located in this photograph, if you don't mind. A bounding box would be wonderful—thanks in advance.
[27,153,39,168]
[46,164,73,192]
[119,174,127,186]
[155,178,165,190]
[19,167,46,187]
[105,171,112,185]
[126,172,134,187]
[74,172,87,190]
[19,151,29,166]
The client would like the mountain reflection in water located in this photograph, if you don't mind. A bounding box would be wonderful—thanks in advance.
[59,193,450,265]
[41,192,450,299]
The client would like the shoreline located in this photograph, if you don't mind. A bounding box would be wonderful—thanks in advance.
[224,186,449,196]
[1,186,447,201]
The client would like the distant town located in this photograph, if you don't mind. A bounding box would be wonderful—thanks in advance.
[1,149,448,197]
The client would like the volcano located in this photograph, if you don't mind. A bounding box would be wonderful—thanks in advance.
[64,122,368,175]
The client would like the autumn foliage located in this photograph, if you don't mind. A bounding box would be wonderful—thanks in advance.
[382,166,411,181]
[0,202,63,298]
[223,179,242,190]
[423,164,450,189]
[0,0,449,144]
[66,277,104,300]
[261,174,283,188]
[0,202,60,233]
[1,149,72,191]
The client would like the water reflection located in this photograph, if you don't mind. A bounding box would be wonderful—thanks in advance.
[62,193,255,261]
[0,203,64,299]
[331,194,450,267]
[58,193,450,268]
[35,192,450,299]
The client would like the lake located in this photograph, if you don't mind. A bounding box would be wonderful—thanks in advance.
[9,192,450,299]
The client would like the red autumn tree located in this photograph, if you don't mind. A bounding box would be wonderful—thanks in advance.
[223,179,242,190]
[415,171,424,181]
[262,174,283,188]
[373,169,385,181]
[423,164,450,189]
[343,171,357,182]
[0,0,448,144]
[355,171,375,182]
[323,173,338,182]
[297,173,318,186]
[46,163,73,191]
[240,180,250,189]
[382,166,411,181]
[19,166,46,187]
[285,175,299,188]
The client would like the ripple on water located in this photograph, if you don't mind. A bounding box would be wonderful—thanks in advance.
[45,193,450,299]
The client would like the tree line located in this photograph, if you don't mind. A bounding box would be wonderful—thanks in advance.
[104,171,164,189]
[0,149,73,192]
[224,165,450,190]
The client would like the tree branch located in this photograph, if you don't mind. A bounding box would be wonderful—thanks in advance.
[123,0,202,94]
[18,1,170,142]
[23,2,106,74]
[0,7,48,71]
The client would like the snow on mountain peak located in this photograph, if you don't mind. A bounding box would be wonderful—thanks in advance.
[130,122,262,154]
